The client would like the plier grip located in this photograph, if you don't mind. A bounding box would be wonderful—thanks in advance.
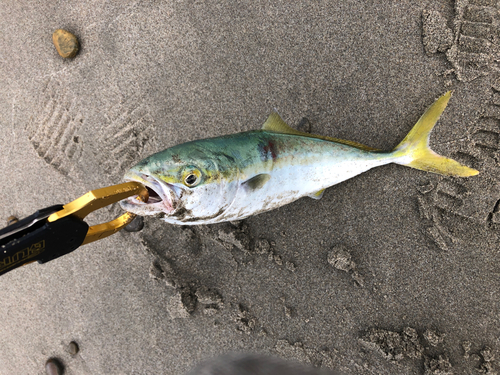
[0,182,148,277]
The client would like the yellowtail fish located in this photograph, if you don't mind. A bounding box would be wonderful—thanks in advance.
[120,92,478,224]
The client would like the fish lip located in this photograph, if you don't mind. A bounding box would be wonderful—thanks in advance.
[120,172,176,215]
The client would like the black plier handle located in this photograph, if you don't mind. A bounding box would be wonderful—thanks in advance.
[0,182,148,277]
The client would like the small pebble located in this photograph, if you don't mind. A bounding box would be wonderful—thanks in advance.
[68,341,79,355]
[124,216,144,232]
[52,29,79,58]
[297,117,312,133]
[45,358,63,375]
[7,216,18,226]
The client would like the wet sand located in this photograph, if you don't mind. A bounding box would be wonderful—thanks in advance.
[0,1,499,374]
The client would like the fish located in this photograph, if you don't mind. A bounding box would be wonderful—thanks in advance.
[120,92,478,225]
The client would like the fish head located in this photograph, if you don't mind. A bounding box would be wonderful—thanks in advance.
[119,142,239,224]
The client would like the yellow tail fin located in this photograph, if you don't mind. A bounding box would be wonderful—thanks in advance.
[393,92,479,177]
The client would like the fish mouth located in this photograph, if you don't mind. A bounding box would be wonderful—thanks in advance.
[120,172,177,216]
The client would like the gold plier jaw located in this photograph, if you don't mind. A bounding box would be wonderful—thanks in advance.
[48,181,149,245]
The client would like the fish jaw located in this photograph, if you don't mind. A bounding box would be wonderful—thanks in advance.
[119,170,178,216]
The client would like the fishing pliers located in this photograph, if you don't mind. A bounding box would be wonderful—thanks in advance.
[0,182,148,277]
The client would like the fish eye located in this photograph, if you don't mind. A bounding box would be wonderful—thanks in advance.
[182,168,202,187]
[185,174,198,186]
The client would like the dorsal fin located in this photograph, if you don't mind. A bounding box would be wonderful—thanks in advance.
[261,112,380,152]
[261,112,300,134]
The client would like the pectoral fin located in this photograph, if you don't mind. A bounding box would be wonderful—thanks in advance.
[308,189,325,200]
[241,173,271,191]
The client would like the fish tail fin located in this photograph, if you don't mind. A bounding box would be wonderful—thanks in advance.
[392,91,479,177]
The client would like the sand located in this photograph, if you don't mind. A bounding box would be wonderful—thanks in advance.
[0,1,499,374]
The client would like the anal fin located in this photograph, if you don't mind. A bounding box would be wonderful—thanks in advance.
[308,189,325,200]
